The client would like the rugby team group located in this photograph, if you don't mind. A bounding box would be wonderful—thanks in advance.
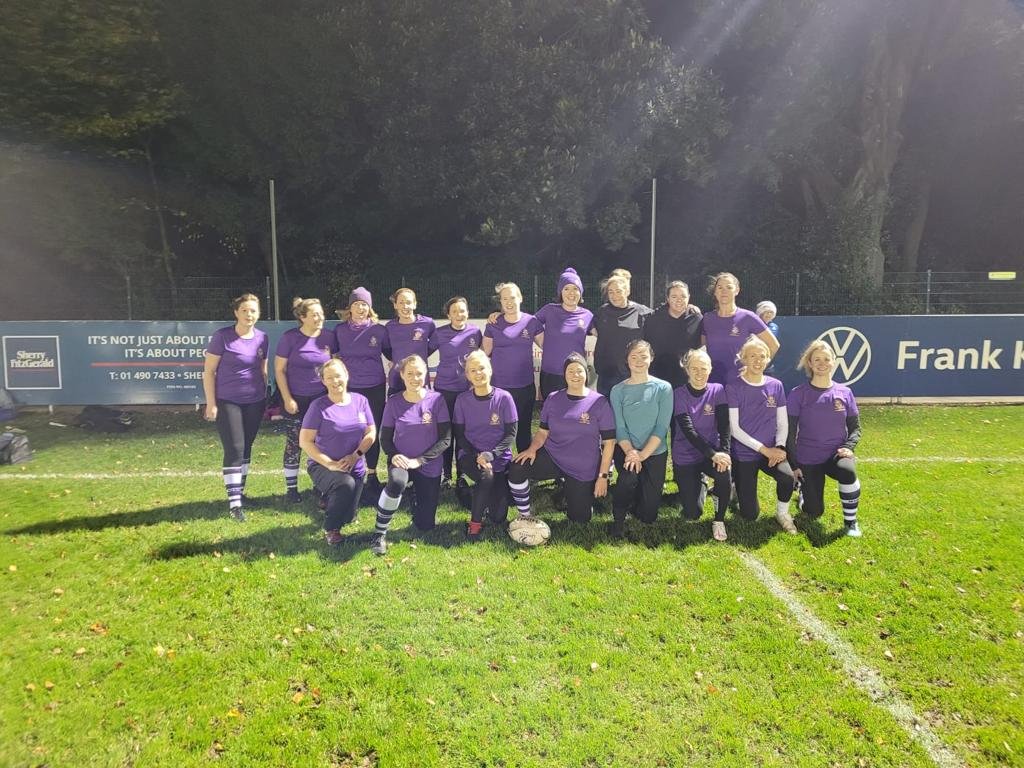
[201,267,863,555]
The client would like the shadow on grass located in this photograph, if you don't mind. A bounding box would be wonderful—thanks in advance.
[4,498,234,535]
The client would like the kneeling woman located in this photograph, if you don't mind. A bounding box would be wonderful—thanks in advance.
[299,360,377,546]
[673,349,732,541]
[372,355,452,555]
[453,350,518,540]
[509,353,616,523]
[609,340,673,537]
[786,340,863,536]
[727,336,797,533]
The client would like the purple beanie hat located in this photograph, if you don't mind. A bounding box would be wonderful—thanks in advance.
[557,267,583,297]
[348,287,372,308]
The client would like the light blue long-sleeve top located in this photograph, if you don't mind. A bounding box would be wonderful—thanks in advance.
[609,377,674,455]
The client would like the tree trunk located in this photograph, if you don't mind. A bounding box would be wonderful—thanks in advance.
[900,177,931,273]
[144,138,178,317]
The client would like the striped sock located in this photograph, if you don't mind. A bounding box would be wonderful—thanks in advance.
[283,465,299,491]
[240,460,251,492]
[839,480,861,525]
[375,488,401,536]
[223,465,244,509]
[509,479,531,518]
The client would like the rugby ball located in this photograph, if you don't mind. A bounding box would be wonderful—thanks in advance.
[508,517,551,547]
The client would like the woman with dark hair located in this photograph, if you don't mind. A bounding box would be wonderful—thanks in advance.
[274,297,337,503]
[202,293,269,521]
[371,355,451,555]
[383,287,436,395]
[429,295,483,487]
[608,340,673,538]
[702,272,779,386]
[643,280,703,389]
[300,359,376,546]
[335,287,388,497]
[787,340,863,537]
[508,352,615,524]
[590,268,653,397]
[534,267,594,401]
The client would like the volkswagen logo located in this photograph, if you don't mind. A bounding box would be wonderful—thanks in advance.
[816,327,872,385]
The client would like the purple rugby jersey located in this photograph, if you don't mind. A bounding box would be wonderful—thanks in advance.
[453,387,518,472]
[335,321,387,389]
[726,376,786,462]
[385,316,436,388]
[484,313,543,389]
[301,392,374,477]
[381,390,450,478]
[275,327,337,397]
[535,303,594,375]
[787,382,859,466]
[672,383,727,466]
[207,326,269,404]
[702,308,769,385]
[539,389,615,482]
[430,324,483,392]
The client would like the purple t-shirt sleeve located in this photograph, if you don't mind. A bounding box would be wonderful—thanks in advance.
[301,399,324,431]
[207,329,226,356]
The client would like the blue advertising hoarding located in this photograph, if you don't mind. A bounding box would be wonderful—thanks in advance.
[0,316,1021,405]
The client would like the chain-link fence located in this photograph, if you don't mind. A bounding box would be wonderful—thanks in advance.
[132,270,1021,320]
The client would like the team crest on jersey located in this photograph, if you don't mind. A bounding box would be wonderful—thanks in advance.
[703,404,714,416]
[321,346,330,355]
[490,412,500,425]
[520,329,531,338]
[469,337,478,348]
[833,399,846,412]
[579,412,590,425]
[358,412,367,424]
[369,336,378,347]
[257,347,265,358]
[577,318,586,329]
[413,330,424,341]
[730,325,741,337]
[765,395,777,408]
[421,411,433,424]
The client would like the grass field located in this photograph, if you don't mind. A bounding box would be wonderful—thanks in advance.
[1,405,1022,767]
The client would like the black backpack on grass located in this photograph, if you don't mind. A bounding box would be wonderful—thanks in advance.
[76,405,135,432]
[0,432,32,464]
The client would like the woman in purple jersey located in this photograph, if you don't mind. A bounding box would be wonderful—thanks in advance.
[673,349,732,541]
[429,296,483,488]
[482,282,543,453]
[203,293,269,521]
[454,351,518,540]
[786,340,863,537]
[383,288,436,395]
[508,353,616,524]
[701,272,780,386]
[370,355,452,555]
[335,287,388,499]
[300,359,376,546]
[727,336,797,533]
[534,267,594,401]
[274,297,337,503]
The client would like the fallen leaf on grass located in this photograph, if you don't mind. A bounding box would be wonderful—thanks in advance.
[52,587,64,596]
[883,649,895,661]
[213,551,222,558]
[25,683,36,692]
[90,622,108,635]
[226,707,243,718]
[74,647,86,657]
[44,680,55,690]
[425,697,436,706]
[838,603,849,611]
[706,684,719,694]
[8,564,17,572]
[291,692,305,704]
[404,644,417,658]
[153,644,166,657]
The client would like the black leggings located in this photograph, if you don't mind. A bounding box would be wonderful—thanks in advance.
[308,464,364,530]
[438,388,463,480]
[283,393,319,470]
[457,455,510,524]
[799,456,858,518]
[504,383,536,453]
[612,447,667,524]
[539,372,563,402]
[508,447,596,523]
[350,384,386,479]
[383,466,442,531]
[733,456,795,521]
[215,399,265,466]
[675,459,731,522]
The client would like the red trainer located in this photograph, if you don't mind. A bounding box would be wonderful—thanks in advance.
[324,529,344,547]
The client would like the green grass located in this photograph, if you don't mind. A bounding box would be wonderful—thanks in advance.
[1,405,1022,767]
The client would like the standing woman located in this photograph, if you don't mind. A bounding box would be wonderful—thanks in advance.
[643,281,703,389]
[509,353,616,524]
[482,282,543,454]
[673,349,732,541]
[429,296,483,486]
[299,359,376,546]
[275,297,337,503]
[371,355,451,555]
[534,267,594,401]
[590,269,653,397]
[454,350,518,540]
[608,340,673,537]
[335,287,388,497]
[383,288,435,395]
[786,340,863,537]
[727,336,797,533]
[203,293,269,521]
[701,272,779,386]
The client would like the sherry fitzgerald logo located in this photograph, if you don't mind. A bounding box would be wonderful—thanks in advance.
[816,327,872,385]
[3,336,63,390]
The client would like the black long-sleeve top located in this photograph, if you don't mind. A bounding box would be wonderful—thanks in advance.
[643,303,703,387]
[674,384,731,459]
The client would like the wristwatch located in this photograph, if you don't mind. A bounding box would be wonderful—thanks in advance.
[355,449,365,457]
[601,471,613,479]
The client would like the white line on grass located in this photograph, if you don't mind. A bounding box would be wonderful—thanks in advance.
[737,551,965,768]
[2,455,1023,481]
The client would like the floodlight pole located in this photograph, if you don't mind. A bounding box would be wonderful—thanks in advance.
[269,179,280,320]
[649,177,657,307]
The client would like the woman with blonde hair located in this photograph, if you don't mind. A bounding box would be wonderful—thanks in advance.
[383,287,436,395]
[590,268,653,397]
[786,340,863,536]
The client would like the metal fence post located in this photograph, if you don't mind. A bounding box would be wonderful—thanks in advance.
[533,275,539,312]
[794,273,800,316]
[925,269,932,314]
[126,273,133,320]
[264,276,271,315]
